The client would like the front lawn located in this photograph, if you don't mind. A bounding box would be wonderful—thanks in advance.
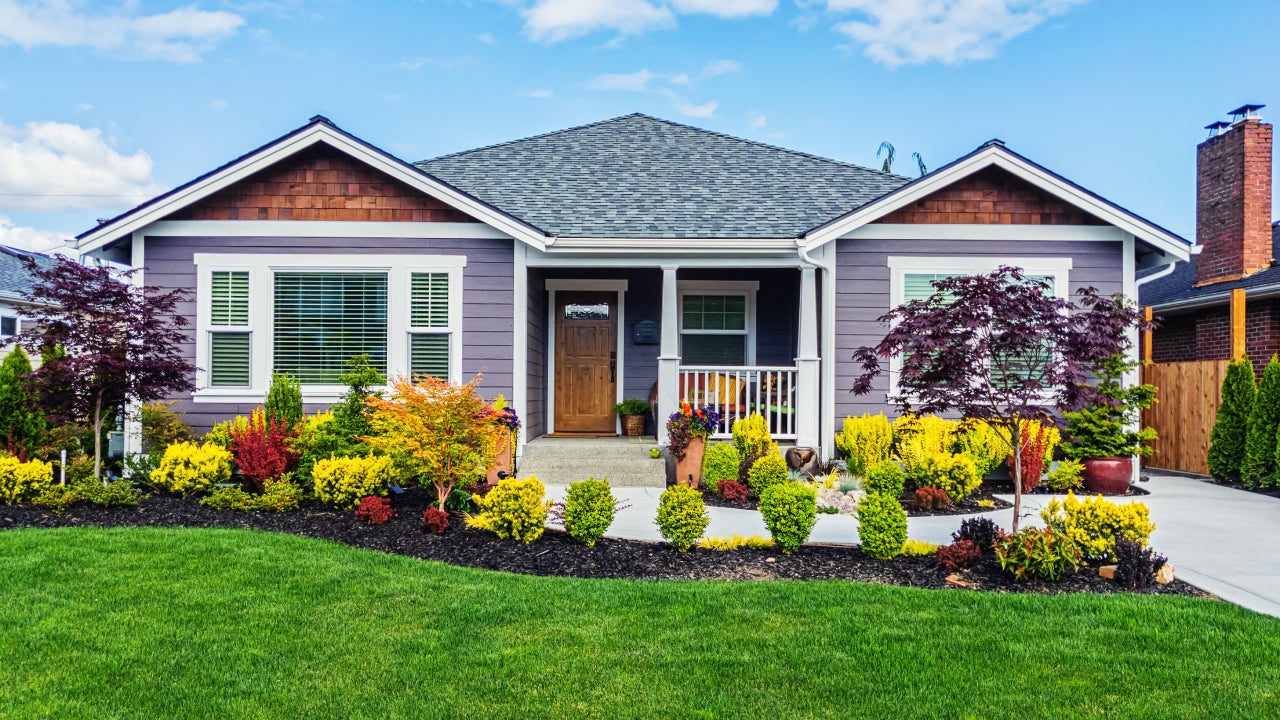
[2,528,1278,719]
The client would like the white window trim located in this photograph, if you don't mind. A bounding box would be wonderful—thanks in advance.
[0,312,19,339]
[193,253,466,403]
[885,256,1072,398]
[677,280,759,366]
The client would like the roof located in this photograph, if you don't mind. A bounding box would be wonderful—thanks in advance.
[417,113,910,239]
[1139,222,1280,308]
[0,245,56,301]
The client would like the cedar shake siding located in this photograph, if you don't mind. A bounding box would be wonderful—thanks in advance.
[833,238,1125,421]
[146,234,513,432]
[876,167,1107,226]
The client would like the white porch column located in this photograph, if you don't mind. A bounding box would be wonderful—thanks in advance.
[657,265,681,446]
[796,265,821,449]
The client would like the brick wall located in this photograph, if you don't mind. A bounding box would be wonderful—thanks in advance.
[1150,298,1280,378]
[875,167,1106,225]
[173,144,478,223]
[1194,118,1273,284]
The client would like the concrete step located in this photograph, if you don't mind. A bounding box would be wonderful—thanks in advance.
[517,437,667,488]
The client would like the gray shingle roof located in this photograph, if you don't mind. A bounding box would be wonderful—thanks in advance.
[0,245,56,300]
[416,113,910,239]
[1139,223,1280,307]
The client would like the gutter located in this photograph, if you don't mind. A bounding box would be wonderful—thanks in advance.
[1152,281,1280,313]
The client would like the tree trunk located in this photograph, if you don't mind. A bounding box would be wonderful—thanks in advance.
[1011,421,1023,533]
[93,393,103,481]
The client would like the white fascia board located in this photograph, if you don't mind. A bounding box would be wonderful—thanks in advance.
[76,123,547,255]
[140,220,511,240]
[545,237,799,254]
[843,224,1127,242]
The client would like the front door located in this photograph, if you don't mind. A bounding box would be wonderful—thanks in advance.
[554,291,618,433]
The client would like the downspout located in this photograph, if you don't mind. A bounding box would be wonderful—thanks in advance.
[799,241,837,460]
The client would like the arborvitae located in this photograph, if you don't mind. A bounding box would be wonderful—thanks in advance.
[1208,357,1256,483]
[1243,355,1280,488]
[0,346,45,460]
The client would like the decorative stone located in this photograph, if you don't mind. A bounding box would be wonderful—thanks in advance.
[1156,563,1175,584]
[1099,565,1118,580]
[945,573,970,588]
[765,557,776,563]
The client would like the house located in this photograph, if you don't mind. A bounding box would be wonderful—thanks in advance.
[75,113,1191,461]
[1141,105,1277,378]
[0,245,58,350]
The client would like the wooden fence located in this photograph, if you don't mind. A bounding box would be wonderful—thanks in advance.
[1141,360,1229,475]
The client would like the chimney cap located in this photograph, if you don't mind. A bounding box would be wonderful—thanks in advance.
[1205,120,1232,130]
[1228,104,1265,121]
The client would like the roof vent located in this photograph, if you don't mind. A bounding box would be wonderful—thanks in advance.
[96,218,110,226]
[1205,120,1231,138]
[1229,104,1265,123]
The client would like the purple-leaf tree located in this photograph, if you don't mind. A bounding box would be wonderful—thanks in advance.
[16,256,196,479]
[851,266,1148,531]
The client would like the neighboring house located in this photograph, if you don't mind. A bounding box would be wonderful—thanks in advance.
[0,244,57,351]
[75,114,1190,459]
[1140,106,1277,378]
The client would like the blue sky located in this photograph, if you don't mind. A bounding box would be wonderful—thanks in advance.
[0,0,1277,252]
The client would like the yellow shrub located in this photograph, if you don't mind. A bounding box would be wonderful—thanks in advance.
[954,421,1008,476]
[1040,492,1155,562]
[150,441,233,496]
[0,456,54,505]
[312,455,396,510]
[1019,419,1060,468]
[836,414,893,476]
[466,475,551,544]
[901,539,941,557]
[731,413,777,461]
[893,415,958,476]
[698,534,775,551]
[204,415,251,449]
[915,451,982,501]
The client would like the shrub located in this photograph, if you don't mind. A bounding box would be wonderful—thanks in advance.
[953,517,1000,553]
[731,413,777,481]
[563,479,616,547]
[355,496,396,525]
[1207,357,1255,483]
[0,346,45,461]
[201,486,255,511]
[138,400,192,455]
[0,456,53,505]
[230,408,300,492]
[936,540,981,572]
[150,441,233,496]
[746,452,788,496]
[466,476,551,544]
[912,486,950,511]
[1007,420,1058,492]
[422,506,449,534]
[698,534,774,551]
[864,461,906,497]
[79,479,147,508]
[701,443,740,493]
[835,413,892,476]
[995,527,1082,581]
[1040,492,1155,562]
[758,482,817,554]
[264,371,304,428]
[655,485,709,552]
[901,539,940,557]
[718,479,749,501]
[312,454,396,510]
[1243,354,1280,489]
[1114,537,1168,590]
[33,484,77,514]
[892,415,958,476]
[953,421,1006,477]
[1045,459,1085,492]
[857,492,907,560]
[613,398,649,416]
[255,478,302,512]
[204,415,250,450]
[915,452,981,501]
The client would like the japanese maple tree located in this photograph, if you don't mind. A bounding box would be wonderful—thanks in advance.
[851,266,1148,530]
[16,256,195,479]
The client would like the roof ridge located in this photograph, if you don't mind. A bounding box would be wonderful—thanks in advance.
[417,113,646,165]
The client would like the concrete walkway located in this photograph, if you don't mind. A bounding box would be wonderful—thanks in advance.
[547,473,1280,618]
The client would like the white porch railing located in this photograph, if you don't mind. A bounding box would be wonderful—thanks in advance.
[677,365,798,440]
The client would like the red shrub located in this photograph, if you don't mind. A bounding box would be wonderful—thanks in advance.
[422,506,449,534]
[719,480,749,502]
[936,540,981,573]
[354,496,396,525]
[1007,425,1050,493]
[229,410,299,492]
[913,486,951,511]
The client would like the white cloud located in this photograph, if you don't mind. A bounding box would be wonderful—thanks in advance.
[393,57,470,71]
[668,72,691,85]
[0,216,70,253]
[516,88,554,98]
[585,69,658,92]
[700,58,741,79]
[0,1,245,63]
[659,89,717,118]
[670,0,776,17]
[750,112,767,128]
[523,0,675,43]
[477,31,496,44]
[0,119,164,212]
[828,0,1089,67]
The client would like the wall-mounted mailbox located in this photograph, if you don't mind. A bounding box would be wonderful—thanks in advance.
[633,320,659,345]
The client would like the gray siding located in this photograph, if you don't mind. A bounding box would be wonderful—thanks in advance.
[833,237,1125,422]
[147,234,514,433]
[526,268,547,439]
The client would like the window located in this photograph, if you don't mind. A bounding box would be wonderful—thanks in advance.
[409,272,451,379]
[274,272,389,385]
[208,271,250,387]
[0,315,16,337]
[679,282,757,366]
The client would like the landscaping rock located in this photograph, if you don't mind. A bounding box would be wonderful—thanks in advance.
[1156,563,1175,584]
[945,573,970,588]
[1099,565,1118,580]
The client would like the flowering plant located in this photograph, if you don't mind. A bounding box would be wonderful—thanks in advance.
[666,403,721,461]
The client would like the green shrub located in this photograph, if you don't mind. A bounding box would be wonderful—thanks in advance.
[563,479,615,547]
[1040,492,1155,562]
[33,484,77,514]
[138,400,192,455]
[995,527,1082,581]
[655,485,709,552]
[700,443,740,493]
[466,476,551,544]
[292,411,367,484]
[863,461,906,497]
[914,452,981,501]
[857,492,907,560]
[0,456,54,504]
[732,414,777,483]
[0,346,45,461]
[835,413,892,476]
[201,485,255,511]
[1244,355,1280,489]
[264,371,304,428]
[612,398,649,416]
[203,415,250,450]
[1207,357,1255,483]
[312,454,396,510]
[1045,459,1085,492]
[954,421,1007,476]
[150,442,233,496]
[746,452,788,496]
[758,482,817,554]
[78,479,147,508]
[256,478,302,512]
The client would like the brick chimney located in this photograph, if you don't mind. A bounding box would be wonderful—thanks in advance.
[1195,105,1273,285]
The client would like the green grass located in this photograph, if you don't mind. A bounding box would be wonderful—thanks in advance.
[2,528,1278,719]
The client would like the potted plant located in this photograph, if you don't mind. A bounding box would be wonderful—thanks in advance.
[613,398,650,437]
[666,402,720,488]
[1062,355,1156,495]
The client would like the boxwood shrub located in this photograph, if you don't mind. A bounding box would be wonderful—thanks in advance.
[564,478,616,547]
[857,491,907,560]
[656,485,709,552]
[758,482,817,554]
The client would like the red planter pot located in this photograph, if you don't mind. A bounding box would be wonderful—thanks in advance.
[1082,456,1133,495]
[673,436,706,488]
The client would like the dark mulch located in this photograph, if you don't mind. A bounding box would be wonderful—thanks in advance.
[0,489,1208,597]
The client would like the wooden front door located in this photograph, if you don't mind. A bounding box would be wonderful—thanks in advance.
[554,291,618,433]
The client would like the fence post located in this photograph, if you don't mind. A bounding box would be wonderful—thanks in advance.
[1231,288,1246,360]
[1142,306,1153,365]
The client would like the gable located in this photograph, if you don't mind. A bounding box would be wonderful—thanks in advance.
[171,145,478,223]
[873,167,1106,226]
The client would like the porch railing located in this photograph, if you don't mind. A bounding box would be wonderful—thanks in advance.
[677,365,798,440]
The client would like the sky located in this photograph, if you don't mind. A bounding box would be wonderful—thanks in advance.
[0,0,1277,254]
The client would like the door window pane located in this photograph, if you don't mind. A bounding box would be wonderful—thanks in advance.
[565,302,609,320]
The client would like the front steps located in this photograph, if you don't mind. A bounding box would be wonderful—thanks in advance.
[517,437,667,488]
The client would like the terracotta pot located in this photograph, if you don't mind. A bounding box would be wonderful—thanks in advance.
[621,414,646,437]
[673,436,706,488]
[1082,456,1133,495]
[487,429,513,485]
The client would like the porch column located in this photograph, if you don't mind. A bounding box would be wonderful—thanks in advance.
[796,265,821,449]
[657,265,681,446]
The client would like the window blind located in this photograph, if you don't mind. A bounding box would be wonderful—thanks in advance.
[209,332,251,387]
[273,272,388,384]
[210,271,249,326]
[410,333,450,379]
[411,272,450,328]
